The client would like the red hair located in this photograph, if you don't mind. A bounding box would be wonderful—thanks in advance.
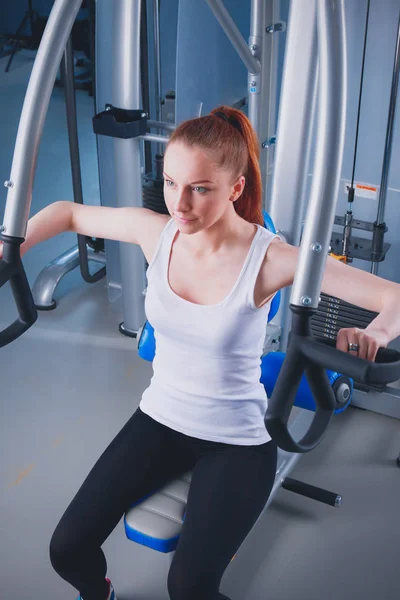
[165,105,263,226]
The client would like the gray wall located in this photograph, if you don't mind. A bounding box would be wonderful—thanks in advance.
[174,0,249,122]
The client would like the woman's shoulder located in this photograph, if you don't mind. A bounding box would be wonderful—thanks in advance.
[139,212,172,264]
[258,237,299,296]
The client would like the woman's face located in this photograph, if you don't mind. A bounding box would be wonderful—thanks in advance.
[163,142,245,233]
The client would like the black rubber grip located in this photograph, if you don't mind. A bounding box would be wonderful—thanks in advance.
[302,337,400,385]
[282,477,341,507]
[0,235,37,347]
[265,342,336,452]
[264,306,400,453]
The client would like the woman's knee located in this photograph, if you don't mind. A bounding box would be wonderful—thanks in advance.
[167,561,218,600]
[49,522,81,573]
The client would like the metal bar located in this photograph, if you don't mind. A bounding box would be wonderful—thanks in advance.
[147,119,176,132]
[139,133,170,144]
[61,35,106,286]
[250,0,264,46]
[153,0,163,156]
[231,96,247,110]
[113,0,147,333]
[282,477,341,507]
[291,0,347,309]
[253,409,315,525]
[61,35,105,285]
[140,0,152,173]
[32,245,106,310]
[153,0,162,122]
[261,0,280,211]
[205,0,261,74]
[2,0,84,239]
[371,7,400,275]
[247,0,265,137]
[352,386,400,420]
[376,8,400,226]
[268,0,319,349]
[87,0,97,105]
[61,36,84,208]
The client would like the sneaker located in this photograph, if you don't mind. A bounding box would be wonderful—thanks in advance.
[105,579,116,600]
[77,578,117,600]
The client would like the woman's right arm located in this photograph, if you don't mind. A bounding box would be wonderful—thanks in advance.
[0,201,168,257]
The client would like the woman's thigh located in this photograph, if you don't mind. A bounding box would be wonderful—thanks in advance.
[51,408,196,549]
[168,440,277,596]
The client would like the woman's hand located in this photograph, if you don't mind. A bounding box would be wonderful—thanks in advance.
[336,326,389,362]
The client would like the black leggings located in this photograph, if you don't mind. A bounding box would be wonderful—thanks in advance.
[50,408,277,600]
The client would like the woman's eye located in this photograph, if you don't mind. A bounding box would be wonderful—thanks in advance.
[164,180,207,194]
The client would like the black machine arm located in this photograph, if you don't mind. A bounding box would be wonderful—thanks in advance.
[0,236,37,348]
[264,306,400,453]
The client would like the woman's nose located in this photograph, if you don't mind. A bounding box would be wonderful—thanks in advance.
[174,189,191,212]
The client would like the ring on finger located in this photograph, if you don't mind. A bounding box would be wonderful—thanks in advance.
[348,342,359,353]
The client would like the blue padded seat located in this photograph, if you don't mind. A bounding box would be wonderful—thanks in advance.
[125,471,192,553]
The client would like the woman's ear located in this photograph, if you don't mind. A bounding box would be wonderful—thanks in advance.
[230,175,246,202]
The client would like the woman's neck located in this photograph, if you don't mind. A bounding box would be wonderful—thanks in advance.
[178,212,256,258]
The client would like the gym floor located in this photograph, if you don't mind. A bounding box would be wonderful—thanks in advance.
[1,51,399,600]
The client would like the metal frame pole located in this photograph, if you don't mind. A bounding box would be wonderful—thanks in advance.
[153,0,162,123]
[261,0,281,210]
[204,0,280,211]
[268,0,319,350]
[61,35,106,285]
[371,7,400,275]
[147,119,176,132]
[2,0,84,239]
[113,0,147,335]
[140,133,170,144]
[248,0,265,137]
[204,0,260,74]
[140,0,153,174]
[291,0,347,309]
[61,36,84,209]
[153,0,164,157]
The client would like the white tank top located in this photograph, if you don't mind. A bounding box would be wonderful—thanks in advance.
[139,218,278,445]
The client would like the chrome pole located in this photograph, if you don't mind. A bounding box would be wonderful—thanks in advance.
[371,7,400,275]
[2,0,84,239]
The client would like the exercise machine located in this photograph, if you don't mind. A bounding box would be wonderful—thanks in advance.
[1,0,400,575]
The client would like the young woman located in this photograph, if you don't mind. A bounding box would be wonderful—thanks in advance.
[1,106,399,600]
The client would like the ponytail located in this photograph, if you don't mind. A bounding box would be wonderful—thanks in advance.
[166,105,264,226]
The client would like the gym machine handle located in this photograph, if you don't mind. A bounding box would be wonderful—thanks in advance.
[0,236,37,348]
[264,307,400,453]
[0,0,81,346]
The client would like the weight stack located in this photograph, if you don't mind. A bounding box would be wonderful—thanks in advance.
[142,153,169,215]
[311,293,380,389]
[311,293,377,342]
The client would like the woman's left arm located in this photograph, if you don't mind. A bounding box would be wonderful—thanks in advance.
[263,240,400,362]
[321,256,400,361]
